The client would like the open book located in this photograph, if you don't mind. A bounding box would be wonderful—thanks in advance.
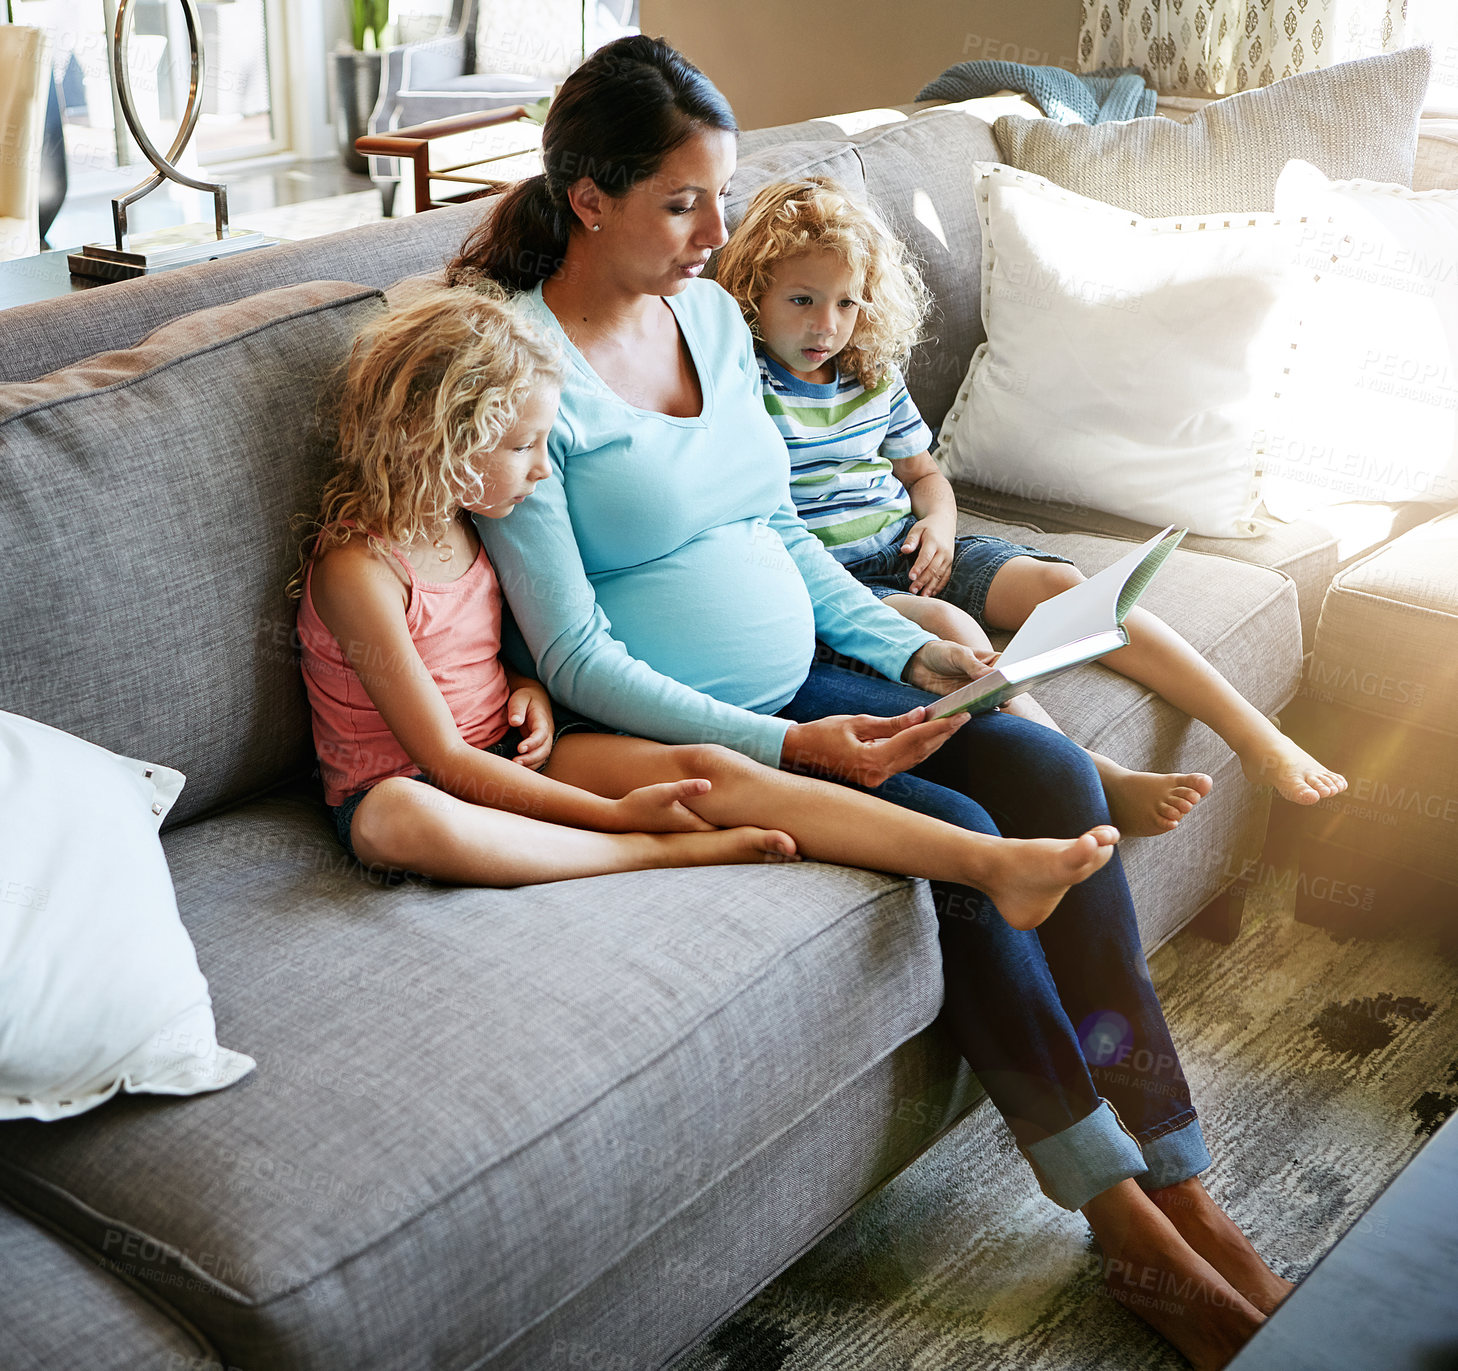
[928,526,1186,719]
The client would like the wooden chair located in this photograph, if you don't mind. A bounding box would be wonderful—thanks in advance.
[364,0,554,216]
[356,103,542,213]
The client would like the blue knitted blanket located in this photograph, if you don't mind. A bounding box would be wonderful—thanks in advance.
[915,61,1156,124]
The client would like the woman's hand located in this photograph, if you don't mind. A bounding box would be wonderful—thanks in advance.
[902,639,998,696]
[506,679,555,769]
[607,779,718,833]
[780,708,967,789]
[901,512,958,596]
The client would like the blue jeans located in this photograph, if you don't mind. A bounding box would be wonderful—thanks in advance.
[843,517,1073,621]
[778,662,1211,1211]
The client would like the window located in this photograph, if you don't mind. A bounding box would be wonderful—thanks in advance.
[21,0,288,195]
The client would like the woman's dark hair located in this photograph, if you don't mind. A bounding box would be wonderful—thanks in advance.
[446,35,737,291]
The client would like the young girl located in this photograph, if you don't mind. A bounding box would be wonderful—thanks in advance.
[717,176,1348,834]
[289,283,1118,924]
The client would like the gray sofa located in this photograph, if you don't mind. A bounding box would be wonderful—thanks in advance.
[0,99,1364,1370]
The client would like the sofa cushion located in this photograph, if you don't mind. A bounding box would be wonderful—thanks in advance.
[0,280,388,826]
[1307,509,1458,738]
[481,1039,985,1370]
[943,480,1439,648]
[0,794,945,1370]
[948,515,1299,945]
[0,204,480,384]
[0,1198,217,1370]
[1295,509,1458,885]
[983,519,1304,735]
[937,162,1289,540]
[993,47,1431,217]
[721,138,867,240]
[850,106,1002,434]
[739,118,855,155]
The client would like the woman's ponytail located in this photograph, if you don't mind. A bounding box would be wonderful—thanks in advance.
[447,173,571,292]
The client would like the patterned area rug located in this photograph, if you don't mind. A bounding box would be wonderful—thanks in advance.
[680,883,1458,1370]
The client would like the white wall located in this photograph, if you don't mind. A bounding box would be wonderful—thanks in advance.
[640,0,1084,129]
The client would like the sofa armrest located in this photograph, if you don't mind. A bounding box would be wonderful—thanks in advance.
[357,105,535,211]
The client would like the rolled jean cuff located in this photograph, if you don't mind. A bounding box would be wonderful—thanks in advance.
[1137,1113,1212,1192]
[1021,1099,1149,1212]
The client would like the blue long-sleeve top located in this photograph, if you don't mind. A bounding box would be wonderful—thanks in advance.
[475,278,936,768]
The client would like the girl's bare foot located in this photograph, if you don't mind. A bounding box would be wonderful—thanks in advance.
[973,825,1120,930]
[649,826,800,868]
[1149,1177,1295,1316]
[1238,734,1347,805]
[1090,754,1214,836]
[1086,1180,1265,1371]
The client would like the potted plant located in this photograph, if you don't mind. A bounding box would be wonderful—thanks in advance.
[334,0,391,174]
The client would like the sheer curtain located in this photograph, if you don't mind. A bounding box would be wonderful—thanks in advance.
[1077,0,1420,98]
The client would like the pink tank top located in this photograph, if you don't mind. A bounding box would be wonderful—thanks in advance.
[296,531,512,806]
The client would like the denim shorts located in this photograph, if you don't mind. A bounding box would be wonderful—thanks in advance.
[844,518,1074,623]
[328,707,607,863]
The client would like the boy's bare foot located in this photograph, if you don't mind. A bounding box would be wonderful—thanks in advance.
[651,827,800,868]
[1087,1180,1265,1371]
[1238,734,1347,805]
[974,825,1120,930]
[1090,754,1214,836]
[1149,1178,1295,1316]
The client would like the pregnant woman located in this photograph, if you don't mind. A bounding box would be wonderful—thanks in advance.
[450,36,1287,1369]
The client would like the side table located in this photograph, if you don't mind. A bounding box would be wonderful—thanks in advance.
[1225,1111,1458,1370]
[0,240,291,312]
[0,248,105,310]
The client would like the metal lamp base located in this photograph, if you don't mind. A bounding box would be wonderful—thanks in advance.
[68,223,277,280]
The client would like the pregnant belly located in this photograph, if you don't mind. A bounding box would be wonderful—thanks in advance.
[592,520,815,714]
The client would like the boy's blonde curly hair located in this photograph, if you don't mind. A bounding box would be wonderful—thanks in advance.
[288,282,562,597]
[715,176,931,389]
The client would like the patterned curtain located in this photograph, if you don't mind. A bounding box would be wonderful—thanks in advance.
[1078,0,1412,96]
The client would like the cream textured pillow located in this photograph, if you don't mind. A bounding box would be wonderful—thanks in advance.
[1259,159,1458,514]
[936,164,1293,539]
[994,48,1431,217]
[0,711,254,1121]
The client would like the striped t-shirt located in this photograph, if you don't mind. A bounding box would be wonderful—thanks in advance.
[757,350,934,564]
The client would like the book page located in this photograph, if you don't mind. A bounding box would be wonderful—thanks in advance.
[929,628,1129,718]
[998,526,1182,668]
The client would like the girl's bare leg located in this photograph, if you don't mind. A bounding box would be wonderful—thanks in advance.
[983,558,1347,806]
[886,591,1214,836]
[544,734,1118,931]
[1084,1179,1265,1370]
[349,776,796,885]
[1147,1176,1294,1315]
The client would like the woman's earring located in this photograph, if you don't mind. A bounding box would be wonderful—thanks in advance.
[591,224,601,232]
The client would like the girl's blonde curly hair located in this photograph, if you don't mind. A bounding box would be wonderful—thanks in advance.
[715,176,931,389]
[287,282,562,598]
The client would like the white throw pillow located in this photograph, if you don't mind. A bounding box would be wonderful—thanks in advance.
[1261,160,1458,515]
[936,162,1295,538]
[0,711,254,1121]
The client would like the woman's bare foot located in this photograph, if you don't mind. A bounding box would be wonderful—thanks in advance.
[1149,1178,1295,1316]
[1237,732,1347,805]
[1086,1179,1265,1371]
[649,826,800,868]
[972,825,1120,930]
[1090,754,1214,836]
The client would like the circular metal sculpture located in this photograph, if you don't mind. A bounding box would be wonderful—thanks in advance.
[110,0,229,245]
